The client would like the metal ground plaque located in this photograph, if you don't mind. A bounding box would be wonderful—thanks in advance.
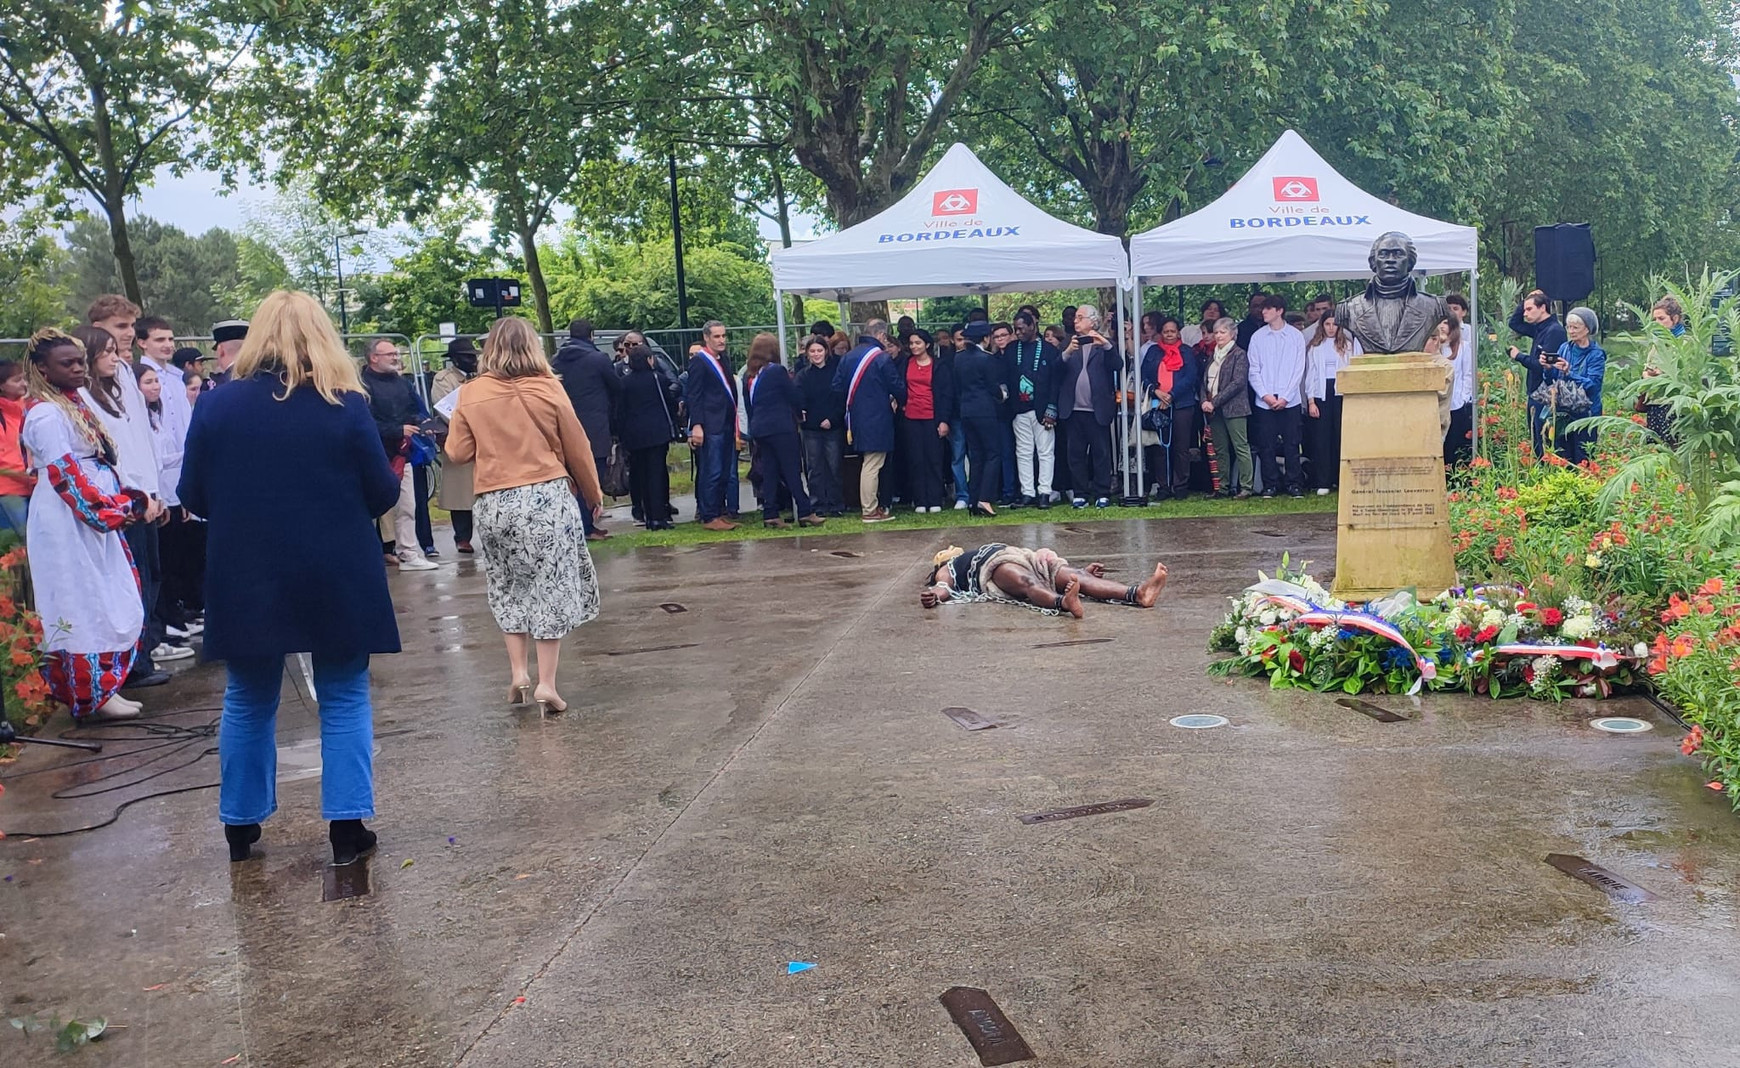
[1018,798,1154,825]
[939,986,1035,1065]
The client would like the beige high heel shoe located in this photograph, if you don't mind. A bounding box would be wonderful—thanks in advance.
[507,677,532,706]
[532,686,567,715]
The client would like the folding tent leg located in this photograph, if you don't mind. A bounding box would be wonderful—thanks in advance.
[1130,283,1146,503]
[1469,268,1480,459]
[774,288,789,364]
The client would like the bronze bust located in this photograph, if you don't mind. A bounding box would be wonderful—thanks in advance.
[1335,232,1448,355]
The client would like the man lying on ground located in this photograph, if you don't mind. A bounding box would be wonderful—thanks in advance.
[920,544,1168,618]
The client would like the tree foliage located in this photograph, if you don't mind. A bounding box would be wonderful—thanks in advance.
[0,1,256,301]
[542,234,773,330]
[62,213,268,334]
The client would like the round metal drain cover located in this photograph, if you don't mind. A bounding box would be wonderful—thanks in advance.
[1170,714,1230,729]
[1589,717,1652,735]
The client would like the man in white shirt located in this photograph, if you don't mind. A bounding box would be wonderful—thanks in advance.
[1444,293,1477,465]
[1246,295,1308,498]
[136,315,206,644]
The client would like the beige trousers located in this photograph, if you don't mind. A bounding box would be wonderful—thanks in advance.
[859,451,887,515]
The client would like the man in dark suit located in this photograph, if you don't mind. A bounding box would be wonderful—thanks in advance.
[1507,289,1567,456]
[1055,303,1119,508]
[831,319,906,522]
[552,318,622,539]
[952,321,1011,517]
[685,320,740,530]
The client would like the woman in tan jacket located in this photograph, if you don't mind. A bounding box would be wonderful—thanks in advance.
[445,317,603,713]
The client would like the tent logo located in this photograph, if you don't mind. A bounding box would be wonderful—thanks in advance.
[1272,177,1319,202]
[932,189,979,216]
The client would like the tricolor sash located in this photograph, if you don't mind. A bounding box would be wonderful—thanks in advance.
[701,352,736,407]
[844,347,882,444]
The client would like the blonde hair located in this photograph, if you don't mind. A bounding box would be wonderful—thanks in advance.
[480,317,551,378]
[233,290,365,404]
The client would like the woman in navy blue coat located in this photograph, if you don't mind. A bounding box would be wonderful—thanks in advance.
[745,350,824,529]
[179,290,402,867]
[615,343,680,530]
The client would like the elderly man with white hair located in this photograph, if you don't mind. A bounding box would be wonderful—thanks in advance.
[1054,303,1119,508]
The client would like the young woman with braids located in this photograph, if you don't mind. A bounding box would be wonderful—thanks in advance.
[20,329,156,720]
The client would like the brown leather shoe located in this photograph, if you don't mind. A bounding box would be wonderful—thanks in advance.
[797,514,826,527]
[763,517,791,529]
[702,518,738,531]
[862,510,893,523]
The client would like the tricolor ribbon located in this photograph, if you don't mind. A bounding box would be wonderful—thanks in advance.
[701,352,736,407]
[1256,594,1437,694]
[843,346,882,444]
[1492,643,1623,670]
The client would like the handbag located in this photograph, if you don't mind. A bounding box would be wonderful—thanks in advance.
[1140,403,1172,434]
[600,442,630,498]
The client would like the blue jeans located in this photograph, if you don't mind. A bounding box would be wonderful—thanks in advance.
[949,424,969,504]
[219,653,375,824]
[0,494,26,538]
[695,435,733,521]
[725,448,741,515]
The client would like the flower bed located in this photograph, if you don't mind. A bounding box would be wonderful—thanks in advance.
[1208,274,1740,811]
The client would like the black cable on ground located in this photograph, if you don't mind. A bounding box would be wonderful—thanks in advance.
[1,707,223,839]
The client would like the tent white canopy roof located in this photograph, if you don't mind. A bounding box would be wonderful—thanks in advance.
[770,142,1128,302]
[1129,130,1478,286]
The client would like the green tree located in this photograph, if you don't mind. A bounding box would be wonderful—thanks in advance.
[1483,0,1740,299]
[243,0,658,334]
[0,2,256,302]
[542,234,773,330]
[0,214,72,339]
[350,211,510,337]
[63,213,250,334]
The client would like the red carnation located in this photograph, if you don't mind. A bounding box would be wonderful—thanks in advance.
[1454,624,1473,642]
[1288,649,1305,672]
[1541,608,1564,627]
[1475,625,1499,643]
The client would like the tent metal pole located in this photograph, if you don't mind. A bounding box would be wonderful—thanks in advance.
[838,298,850,337]
[1469,267,1480,459]
[1130,281,1146,501]
[774,288,789,364]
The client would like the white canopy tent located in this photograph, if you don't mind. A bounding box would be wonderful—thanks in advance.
[770,142,1141,500]
[1126,130,1483,487]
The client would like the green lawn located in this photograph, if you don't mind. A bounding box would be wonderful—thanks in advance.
[587,492,1338,552]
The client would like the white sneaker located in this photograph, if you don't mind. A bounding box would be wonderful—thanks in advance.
[929,506,942,513]
[1316,487,1331,496]
[166,622,204,639]
[953,500,968,510]
[94,695,142,720]
[398,556,439,572]
[152,642,196,662]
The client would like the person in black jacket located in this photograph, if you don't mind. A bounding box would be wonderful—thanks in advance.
[952,321,1010,517]
[615,343,679,530]
[896,329,955,512]
[360,338,436,570]
[552,318,622,539]
[794,335,846,516]
[1507,289,1566,457]
[1006,311,1059,507]
[745,353,824,529]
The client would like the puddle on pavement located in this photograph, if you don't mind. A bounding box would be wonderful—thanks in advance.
[322,859,372,902]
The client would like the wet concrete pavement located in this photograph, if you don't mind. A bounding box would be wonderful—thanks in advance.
[3,512,1738,1066]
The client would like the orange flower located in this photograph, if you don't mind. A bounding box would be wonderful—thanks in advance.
[1671,634,1697,658]
[1708,781,1727,792]
[1700,577,1725,596]
[1470,456,1493,469]
[9,648,31,667]
[1663,595,1691,622]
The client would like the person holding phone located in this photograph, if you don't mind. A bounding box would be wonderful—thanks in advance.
[1055,303,1119,508]
[1507,290,1566,457]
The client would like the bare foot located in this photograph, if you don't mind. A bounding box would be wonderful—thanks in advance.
[1085,562,1108,578]
[1061,578,1085,619]
[1134,561,1169,608]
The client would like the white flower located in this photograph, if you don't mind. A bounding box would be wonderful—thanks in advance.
[1560,615,1595,641]
[1259,610,1278,626]
[1481,609,1506,630]
[1565,595,1591,616]
[1235,626,1249,644]
[1633,642,1650,659]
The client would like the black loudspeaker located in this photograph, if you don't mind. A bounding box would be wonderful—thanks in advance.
[1533,223,1595,303]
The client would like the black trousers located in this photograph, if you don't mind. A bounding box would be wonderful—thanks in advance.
[160,511,206,616]
[1252,405,1305,494]
[1444,403,1473,466]
[801,428,844,514]
[1063,416,1111,500]
[1146,407,1196,494]
[1307,392,1344,489]
[413,463,435,551]
[898,416,948,509]
[450,509,473,543]
[628,445,672,523]
[124,522,162,675]
[757,432,812,519]
[963,416,1004,507]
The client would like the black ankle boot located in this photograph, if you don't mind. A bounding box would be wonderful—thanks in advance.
[329,819,378,866]
[224,823,261,863]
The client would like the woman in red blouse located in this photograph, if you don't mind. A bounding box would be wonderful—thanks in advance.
[897,329,955,513]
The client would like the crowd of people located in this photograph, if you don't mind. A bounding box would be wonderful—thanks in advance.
[616,293,1489,526]
[11,291,607,866]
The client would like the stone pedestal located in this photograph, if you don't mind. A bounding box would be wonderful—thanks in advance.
[1331,352,1456,603]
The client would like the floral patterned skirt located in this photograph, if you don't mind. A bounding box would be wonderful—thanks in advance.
[473,478,601,640]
